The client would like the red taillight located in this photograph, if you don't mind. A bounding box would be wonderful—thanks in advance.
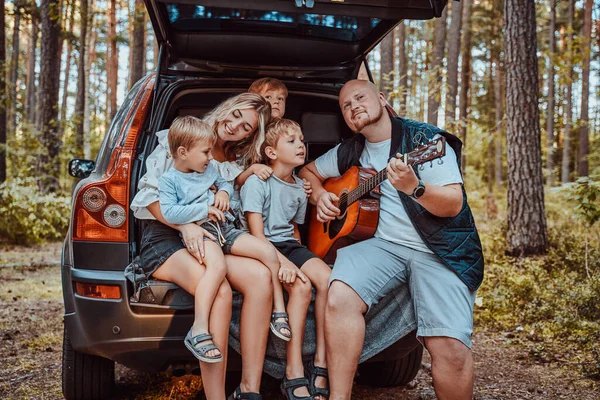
[76,282,121,299]
[72,75,154,242]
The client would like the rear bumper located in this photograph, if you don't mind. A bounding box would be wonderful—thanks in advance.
[63,266,205,371]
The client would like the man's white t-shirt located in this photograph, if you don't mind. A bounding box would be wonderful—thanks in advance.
[314,135,463,253]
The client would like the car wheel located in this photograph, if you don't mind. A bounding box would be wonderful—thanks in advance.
[356,345,423,387]
[62,326,115,400]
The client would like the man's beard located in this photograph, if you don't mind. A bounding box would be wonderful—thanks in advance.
[352,106,384,132]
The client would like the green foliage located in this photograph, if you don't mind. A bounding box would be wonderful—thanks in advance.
[474,189,600,380]
[565,176,600,227]
[0,178,71,245]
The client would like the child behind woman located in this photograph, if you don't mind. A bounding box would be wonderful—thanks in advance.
[241,119,331,400]
[158,116,285,363]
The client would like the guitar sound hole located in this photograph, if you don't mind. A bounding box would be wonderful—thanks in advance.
[338,199,348,217]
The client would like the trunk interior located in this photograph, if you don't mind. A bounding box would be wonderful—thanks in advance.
[130,80,351,309]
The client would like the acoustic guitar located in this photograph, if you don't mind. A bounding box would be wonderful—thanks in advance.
[307,137,446,264]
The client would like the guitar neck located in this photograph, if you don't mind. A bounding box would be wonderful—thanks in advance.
[342,137,446,207]
[346,168,387,205]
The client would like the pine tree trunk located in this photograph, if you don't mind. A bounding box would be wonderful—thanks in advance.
[561,0,574,183]
[0,0,7,182]
[458,0,472,173]
[73,0,88,159]
[487,49,495,192]
[427,7,447,126]
[397,22,407,117]
[9,0,22,137]
[445,0,463,129]
[379,30,394,100]
[37,0,63,193]
[25,10,39,124]
[60,0,76,124]
[83,1,96,160]
[107,0,118,122]
[129,0,146,88]
[494,51,504,188]
[546,0,556,185]
[504,0,547,256]
[578,0,592,177]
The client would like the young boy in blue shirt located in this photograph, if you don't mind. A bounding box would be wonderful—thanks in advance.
[241,119,330,400]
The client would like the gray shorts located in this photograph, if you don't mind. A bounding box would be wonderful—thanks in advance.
[199,219,246,254]
[330,237,476,348]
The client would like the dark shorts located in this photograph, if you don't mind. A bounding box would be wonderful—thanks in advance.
[199,219,246,254]
[139,220,186,276]
[271,240,319,269]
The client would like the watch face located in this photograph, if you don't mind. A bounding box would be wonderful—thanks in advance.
[414,186,426,198]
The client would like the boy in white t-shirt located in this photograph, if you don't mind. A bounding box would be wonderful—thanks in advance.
[241,119,331,399]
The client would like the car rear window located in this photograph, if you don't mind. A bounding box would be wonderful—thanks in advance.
[164,4,383,42]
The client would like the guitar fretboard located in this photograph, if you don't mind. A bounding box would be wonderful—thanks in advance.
[344,169,388,205]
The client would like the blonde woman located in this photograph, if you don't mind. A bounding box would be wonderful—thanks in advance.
[131,93,274,400]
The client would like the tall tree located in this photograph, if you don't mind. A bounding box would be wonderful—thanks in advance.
[0,0,7,182]
[546,0,556,185]
[578,0,593,177]
[504,0,547,256]
[458,0,472,172]
[427,6,447,126]
[73,0,88,158]
[445,0,463,129]
[492,5,504,189]
[60,0,76,124]
[37,0,62,193]
[9,0,23,136]
[25,7,39,123]
[379,30,394,99]
[397,22,408,117]
[107,0,118,122]
[84,3,96,159]
[129,0,145,88]
[561,0,574,183]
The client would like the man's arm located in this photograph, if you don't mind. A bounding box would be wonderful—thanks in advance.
[299,162,341,222]
[387,156,463,218]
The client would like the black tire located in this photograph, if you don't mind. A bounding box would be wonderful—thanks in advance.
[62,326,115,400]
[356,345,424,387]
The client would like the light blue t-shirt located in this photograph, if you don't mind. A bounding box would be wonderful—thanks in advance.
[158,161,233,225]
[240,174,308,243]
[314,135,463,253]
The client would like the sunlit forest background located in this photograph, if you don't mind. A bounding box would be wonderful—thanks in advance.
[1,0,599,381]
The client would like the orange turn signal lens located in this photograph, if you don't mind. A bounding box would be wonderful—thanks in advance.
[75,282,121,299]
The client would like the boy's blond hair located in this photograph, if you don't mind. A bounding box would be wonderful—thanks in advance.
[261,118,302,164]
[168,116,214,158]
[249,77,289,98]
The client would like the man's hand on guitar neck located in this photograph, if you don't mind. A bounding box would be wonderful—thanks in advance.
[316,192,341,222]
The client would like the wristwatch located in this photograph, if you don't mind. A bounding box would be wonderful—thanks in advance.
[410,180,426,199]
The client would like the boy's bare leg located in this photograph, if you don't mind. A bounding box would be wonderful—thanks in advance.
[301,258,332,395]
[225,255,273,394]
[283,277,312,397]
[326,280,368,400]
[153,248,232,400]
[231,234,289,335]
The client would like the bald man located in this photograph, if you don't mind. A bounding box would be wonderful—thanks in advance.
[299,80,484,400]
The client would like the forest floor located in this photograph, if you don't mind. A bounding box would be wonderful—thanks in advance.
[0,242,598,399]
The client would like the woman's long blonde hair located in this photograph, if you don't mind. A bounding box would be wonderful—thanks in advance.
[203,93,271,167]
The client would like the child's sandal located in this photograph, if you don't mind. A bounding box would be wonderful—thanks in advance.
[270,312,292,342]
[280,376,314,400]
[309,363,329,399]
[184,330,223,363]
[227,385,262,400]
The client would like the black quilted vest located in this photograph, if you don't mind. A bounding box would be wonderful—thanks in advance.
[336,117,484,291]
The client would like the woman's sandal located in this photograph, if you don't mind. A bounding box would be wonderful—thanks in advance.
[184,330,223,363]
[227,385,262,400]
[309,363,329,399]
[270,312,292,342]
[280,376,314,400]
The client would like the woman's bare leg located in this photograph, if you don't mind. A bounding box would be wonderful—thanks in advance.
[301,259,332,398]
[153,248,232,400]
[225,254,273,394]
[230,234,289,335]
[283,277,312,397]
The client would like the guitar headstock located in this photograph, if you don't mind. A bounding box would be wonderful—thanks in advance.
[405,137,446,166]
